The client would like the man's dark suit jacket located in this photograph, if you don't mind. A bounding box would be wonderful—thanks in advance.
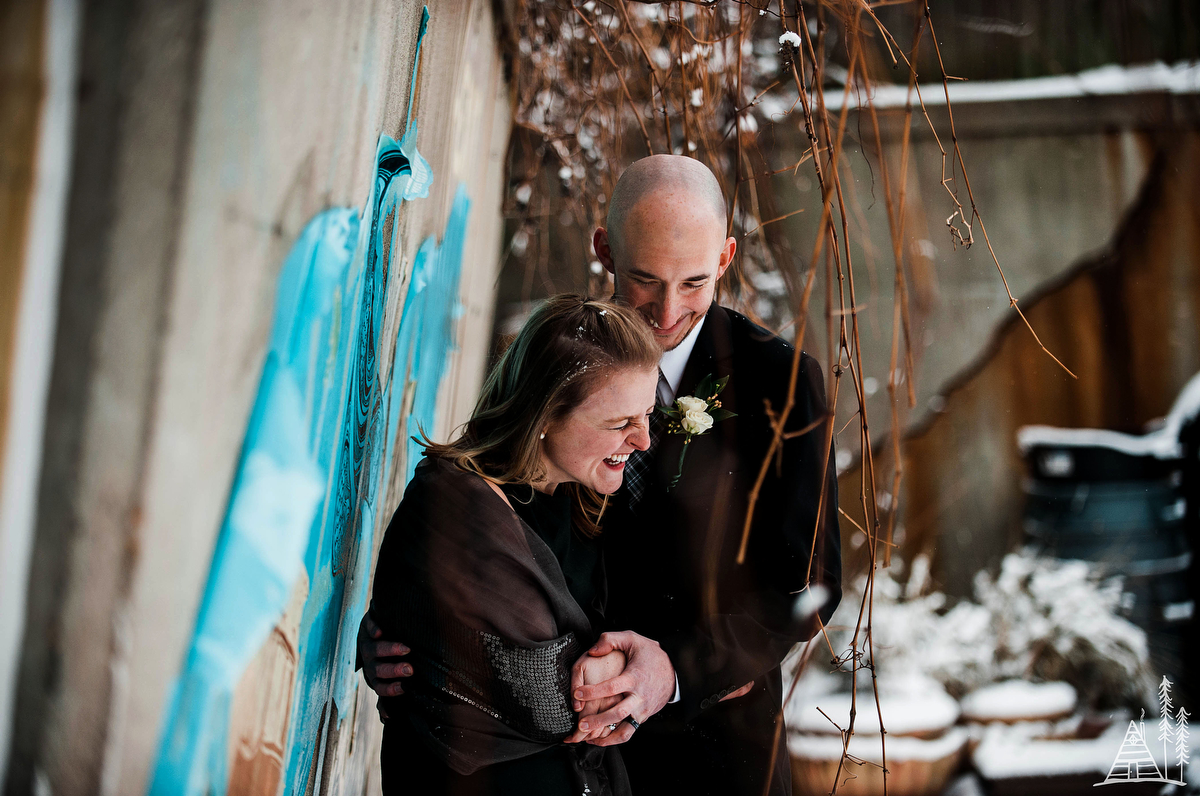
[602,303,842,796]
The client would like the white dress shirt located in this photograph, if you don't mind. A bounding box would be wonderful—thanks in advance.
[657,315,706,405]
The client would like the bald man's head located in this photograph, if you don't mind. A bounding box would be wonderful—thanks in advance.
[605,155,727,260]
[594,155,736,351]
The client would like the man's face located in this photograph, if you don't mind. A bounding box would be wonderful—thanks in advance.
[596,191,735,352]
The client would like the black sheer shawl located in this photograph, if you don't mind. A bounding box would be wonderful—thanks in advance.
[371,455,630,794]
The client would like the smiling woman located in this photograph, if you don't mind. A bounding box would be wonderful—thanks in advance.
[422,293,660,534]
[539,365,659,496]
[370,294,660,795]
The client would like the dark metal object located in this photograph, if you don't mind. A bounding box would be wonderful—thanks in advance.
[1022,442,1193,700]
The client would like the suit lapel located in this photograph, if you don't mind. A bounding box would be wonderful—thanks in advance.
[656,305,738,489]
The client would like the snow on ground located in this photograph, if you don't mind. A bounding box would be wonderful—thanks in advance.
[972,720,1126,779]
[788,675,960,736]
[789,726,970,763]
[1019,369,1200,460]
[960,680,1077,722]
[797,552,1146,703]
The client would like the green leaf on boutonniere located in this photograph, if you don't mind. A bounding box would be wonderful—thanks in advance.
[709,408,737,422]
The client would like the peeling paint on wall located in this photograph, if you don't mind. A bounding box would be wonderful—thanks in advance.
[152,149,470,795]
[3,1,509,791]
[147,10,483,792]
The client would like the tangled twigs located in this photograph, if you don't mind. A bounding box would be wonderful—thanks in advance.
[503,3,1078,794]
[572,5,655,155]
[922,2,1078,379]
[863,7,922,568]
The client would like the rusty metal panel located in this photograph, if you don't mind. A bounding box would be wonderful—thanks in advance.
[0,0,46,505]
[840,131,1200,598]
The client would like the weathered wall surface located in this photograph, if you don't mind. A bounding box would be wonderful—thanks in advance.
[771,95,1177,448]
[837,124,1200,596]
[4,0,511,793]
[0,0,43,475]
[0,4,46,782]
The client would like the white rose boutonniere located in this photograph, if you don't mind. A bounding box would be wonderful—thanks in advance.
[681,408,714,435]
[657,374,736,489]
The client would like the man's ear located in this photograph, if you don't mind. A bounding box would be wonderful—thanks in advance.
[715,236,736,280]
[593,228,616,275]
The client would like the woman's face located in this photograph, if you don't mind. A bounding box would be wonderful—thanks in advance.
[539,365,659,495]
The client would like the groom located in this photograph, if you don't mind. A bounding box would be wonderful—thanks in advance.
[360,155,841,795]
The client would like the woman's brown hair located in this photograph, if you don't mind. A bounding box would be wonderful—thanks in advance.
[421,294,660,535]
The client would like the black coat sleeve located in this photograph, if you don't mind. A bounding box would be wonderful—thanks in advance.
[660,351,842,721]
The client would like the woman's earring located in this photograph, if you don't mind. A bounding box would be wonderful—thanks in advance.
[539,432,546,440]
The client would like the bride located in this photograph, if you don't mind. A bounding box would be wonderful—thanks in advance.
[370,294,660,795]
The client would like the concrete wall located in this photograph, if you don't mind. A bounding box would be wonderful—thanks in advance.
[769,95,1184,448]
[834,118,1200,596]
[0,0,78,788]
[3,0,511,792]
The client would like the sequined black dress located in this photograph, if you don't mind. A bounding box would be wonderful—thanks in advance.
[372,455,629,796]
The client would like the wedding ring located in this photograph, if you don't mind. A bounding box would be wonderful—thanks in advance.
[607,723,618,731]
[627,717,641,730]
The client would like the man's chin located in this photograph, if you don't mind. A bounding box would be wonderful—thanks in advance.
[659,335,687,352]
[657,318,699,351]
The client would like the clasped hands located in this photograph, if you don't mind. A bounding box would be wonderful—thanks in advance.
[563,630,675,746]
[358,616,674,746]
[358,617,752,747]
[563,630,754,745]
[358,619,675,746]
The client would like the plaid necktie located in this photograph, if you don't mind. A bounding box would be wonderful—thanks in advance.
[626,371,670,507]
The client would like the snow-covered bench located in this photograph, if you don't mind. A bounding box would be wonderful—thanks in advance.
[1017,371,1200,481]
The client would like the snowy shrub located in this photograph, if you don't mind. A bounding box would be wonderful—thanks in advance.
[820,550,1150,708]
[971,552,1150,707]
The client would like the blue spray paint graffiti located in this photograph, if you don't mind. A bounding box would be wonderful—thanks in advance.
[148,24,488,794]
[151,7,484,789]
[277,181,470,795]
[151,155,471,795]
[148,207,355,796]
[274,128,436,793]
